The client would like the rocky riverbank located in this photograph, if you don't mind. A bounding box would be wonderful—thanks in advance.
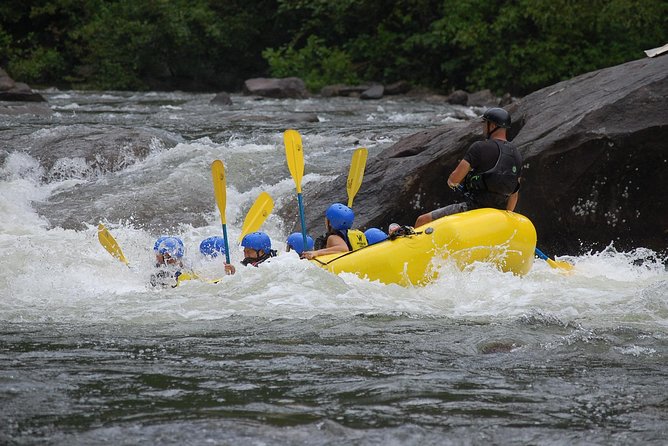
[279,55,668,255]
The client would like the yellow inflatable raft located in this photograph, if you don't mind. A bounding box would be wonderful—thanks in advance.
[310,208,537,286]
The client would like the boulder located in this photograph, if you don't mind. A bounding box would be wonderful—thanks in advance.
[279,56,668,255]
[445,89,468,105]
[360,84,384,100]
[384,81,411,95]
[0,68,46,102]
[210,92,233,105]
[243,77,308,99]
[320,84,371,97]
[467,89,499,107]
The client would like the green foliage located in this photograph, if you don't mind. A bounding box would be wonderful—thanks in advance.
[263,35,359,91]
[7,46,65,82]
[0,0,666,94]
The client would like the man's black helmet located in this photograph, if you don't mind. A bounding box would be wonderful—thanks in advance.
[481,107,511,128]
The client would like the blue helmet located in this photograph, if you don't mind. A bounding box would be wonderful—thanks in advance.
[153,236,169,251]
[286,232,314,255]
[326,203,354,231]
[199,236,226,257]
[364,227,388,245]
[156,236,184,258]
[241,231,272,252]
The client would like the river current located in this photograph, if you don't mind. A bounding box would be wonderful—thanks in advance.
[1,90,666,445]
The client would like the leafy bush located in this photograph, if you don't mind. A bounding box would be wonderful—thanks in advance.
[263,36,359,92]
[7,46,65,83]
[0,0,665,94]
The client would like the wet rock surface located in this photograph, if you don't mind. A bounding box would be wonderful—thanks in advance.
[282,56,668,254]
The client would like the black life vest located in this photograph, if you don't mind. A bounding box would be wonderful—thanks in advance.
[320,229,369,251]
[241,249,277,267]
[464,140,521,208]
[150,268,181,288]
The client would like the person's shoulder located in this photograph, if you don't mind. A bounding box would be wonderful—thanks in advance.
[327,232,345,241]
[465,140,488,159]
[467,139,493,153]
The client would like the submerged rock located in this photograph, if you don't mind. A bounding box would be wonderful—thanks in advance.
[280,56,668,254]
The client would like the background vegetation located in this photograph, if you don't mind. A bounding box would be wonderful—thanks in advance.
[1,0,666,95]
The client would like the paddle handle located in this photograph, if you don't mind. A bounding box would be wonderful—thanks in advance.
[222,223,231,264]
[297,192,308,247]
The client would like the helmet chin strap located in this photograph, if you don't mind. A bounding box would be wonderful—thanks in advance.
[485,122,501,140]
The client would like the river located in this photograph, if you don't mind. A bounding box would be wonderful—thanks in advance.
[1,90,666,445]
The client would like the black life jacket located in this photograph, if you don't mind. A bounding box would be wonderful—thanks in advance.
[150,268,181,288]
[241,249,277,267]
[464,140,521,208]
[320,229,368,251]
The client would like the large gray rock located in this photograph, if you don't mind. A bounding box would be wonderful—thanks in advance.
[243,77,308,99]
[0,68,46,102]
[279,56,668,255]
[360,84,384,100]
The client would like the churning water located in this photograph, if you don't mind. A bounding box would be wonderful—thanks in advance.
[1,90,666,445]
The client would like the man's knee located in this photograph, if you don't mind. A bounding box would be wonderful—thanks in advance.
[415,213,432,228]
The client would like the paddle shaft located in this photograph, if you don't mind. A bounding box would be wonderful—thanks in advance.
[221,223,231,264]
[534,247,549,260]
[297,193,308,248]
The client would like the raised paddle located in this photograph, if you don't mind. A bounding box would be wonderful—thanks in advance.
[211,159,231,264]
[535,247,574,272]
[238,191,274,243]
[283,129,308,247]
[346,148,368,209]
[98,223,129,266]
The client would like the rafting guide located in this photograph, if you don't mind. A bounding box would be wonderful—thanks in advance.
[414,107,522,228]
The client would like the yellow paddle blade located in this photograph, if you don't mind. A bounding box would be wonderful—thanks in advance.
[346,147,368,208]
[284,129,304,193]
[97,223,129,266]
[211,159,227,225]
[176,271,199,284]
[238,192,274,242]
[547,258,574,272]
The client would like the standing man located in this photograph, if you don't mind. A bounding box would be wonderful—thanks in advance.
[414,107,522,227]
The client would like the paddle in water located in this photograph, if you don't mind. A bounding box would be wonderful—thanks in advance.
[211,159,232,265]
[535,247,574,272]
[283,129,308,248]
[347,148,368,209]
